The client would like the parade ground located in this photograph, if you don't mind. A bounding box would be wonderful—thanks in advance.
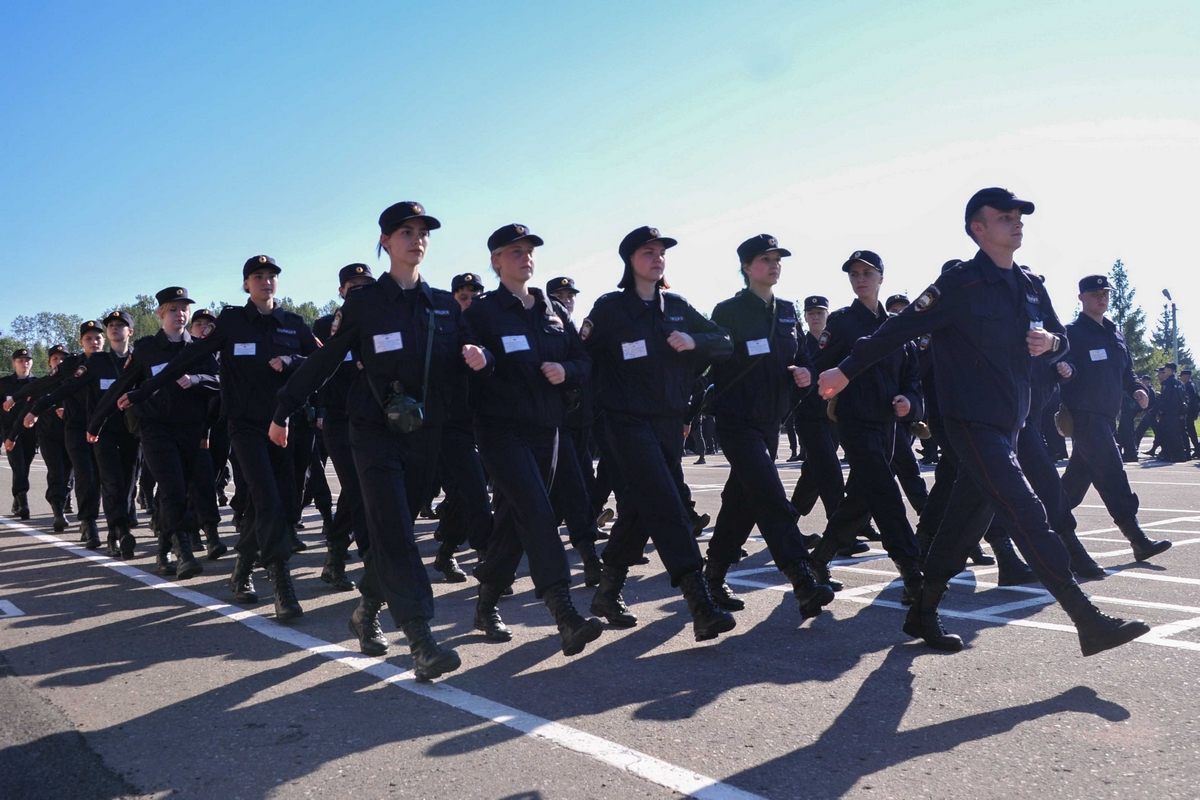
[2,453,1198,800]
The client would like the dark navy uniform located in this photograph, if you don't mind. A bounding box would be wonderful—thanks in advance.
[790,316,845,520]
[1183,372,1200,456]
[1156,370,1188,462]
[2,354,37,518]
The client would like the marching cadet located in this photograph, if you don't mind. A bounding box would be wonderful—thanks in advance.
[582,225,736,641]
[819,187,1149,656]
[790,296,844,521]
[2,348,37,520]
[1058,275,1172,560]
[884,294,930,516]
[184,309,228,557]
[307,263,375,592]
[462,224,604,656]
[1155,363,1189,462]
[89,287,222,578]
[8,345,74,532]
[123,255,318,621]
[1182,368,1200,458]
[272,204,463,681]
[703,234,835,620]
[809,250,925,603]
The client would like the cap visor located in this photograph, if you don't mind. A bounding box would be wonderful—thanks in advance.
[841,258,879,272]
[767,247,792,258]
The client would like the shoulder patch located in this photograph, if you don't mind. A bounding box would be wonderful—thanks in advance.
[73,365,87,378]
[578,318,593,341]
[913,285,941,312]
[918,333,932,351]
[817,330,831,349]
[330,310,342,336]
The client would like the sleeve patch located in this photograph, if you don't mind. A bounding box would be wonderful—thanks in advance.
[73,365,87,378]
[918,333,932,351]
[579,318,593,342]
[817,330,831,349]
[330,310,342,336]
[913,285,941,312]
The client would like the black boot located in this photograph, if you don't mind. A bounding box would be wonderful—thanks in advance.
[266,561,302,621]
[993,537,1037,586]
[16,492,29,520]
[289,526,307,554]
[432,541,468,583]
[203,522,227,560]
[155,531,176,577]
[64,495,74,515]
[809,539,845,592]
[678,570,736,642]
[589,564,638,628]
[703,558,745,611]
[106,529,121,557]
[189,526,203,552]
[474,583,513,641]
[782,560,835,620]
[320,542,355,591]
[348,598,388,656]
[894,556,923,606]
[172,530,203,580]
[1058,530,1106,579]
[544,580,603,655]
[577,541,602,588]
[78,519,98,544]
[902,581,963,652]
[968,544,995,565]
[117,523,136,560]
[1057,582,1150,656]
[228,553,257,603]
[83,522,102,550]
[1116,519,1172,562]
[51,501,69,532]
[401,619,461,681]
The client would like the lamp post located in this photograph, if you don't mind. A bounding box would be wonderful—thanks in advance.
[1163,289,1179,366]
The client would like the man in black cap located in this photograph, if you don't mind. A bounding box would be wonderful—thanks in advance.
[790,295,845,522]
[1181,368,1199,458]
[1131,373,1159,457]
[1155,362,1188,462]
[819,187,1150,656]
[882,293,930,517]
[2,348,37,520]
[1057,275,1172,560]
[547,276,579,316]
[451,273,484,311]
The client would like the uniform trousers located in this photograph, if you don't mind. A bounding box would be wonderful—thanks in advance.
[188,446,221,527]
[550,426,601,548]
[473,423,570,597]
[1061,410,1140,524]
[140,420,203,536]
[93,423,138,532]
[228,418,295,568]
[321,414,363,552]
[63,423,100,522]
[6,427,37,497]
[915,417,957,549]
[891,422,928,514]
[434,418,492,552]
[924,419,1074,595]
[791,417,844,519]
[37,429,71,507]
[598,413,703,585]
[708,417,811,569]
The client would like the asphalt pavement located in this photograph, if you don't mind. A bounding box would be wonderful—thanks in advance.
[2,446,1198,799]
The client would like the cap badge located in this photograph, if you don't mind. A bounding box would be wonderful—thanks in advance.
[648,228,659,236]
[767,237,777,246]
[355,266,363,274]
[258,256,267,263]
[852,251,862,259]
[514,225,526,234]
[561,279,569,285]
[176,288,183,295]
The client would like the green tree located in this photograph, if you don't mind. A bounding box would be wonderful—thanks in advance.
[278,296,337,327]
[106,294,162,339]
[1107,259,1155,375]
[1151,302,1193,368]
[8,311,84,350]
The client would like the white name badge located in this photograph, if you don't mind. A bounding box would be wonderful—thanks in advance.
[621,340,648,360]
[1089,349,1108,361]
[746,338,771,356]
[151,363,166,376]
[233,342,256,356]
[343,351,354,362]
[99,378,115,391]
[373,332,404,353]
[502,335,531,353]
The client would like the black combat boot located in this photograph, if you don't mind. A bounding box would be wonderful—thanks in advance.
[703,558,745,611]
[576,540,602,588]
[678,570,736,642]
[902,581,963,652]
[189,526,203,552]
[79,519,98,545]
[172,530,203,580]
[106,528,121,557]
[348,598,388,656]
[894,555,924,606]
[289,526,307,553]
[992,536,1037,586]
[155,531,176,577]
[266,561,302,620]
[203,522,227,560]
[1057,530,1106,579]
[83,522,102,550]
[228,553,257,603]
[809,538,845,592]
[967,544,995,565]
[16,492,29,520]
[64,494,74,515]
[320,541,355,591]
[589,564,637,628]
[51,501,69,532]
[1057,582,1150,656]
[117,523,136,560]
[401,619,461,681]
[474,583,513,641]
[782,560,835,620]
[1116,519,1172,562]
[432,540,467,583]
[544,580,603,655]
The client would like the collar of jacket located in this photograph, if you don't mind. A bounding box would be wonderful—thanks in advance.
[155,328,193,347]
[621,285,666,317]
[377,271,435,307]
[492,282,552,316]
[1075,312,1117,336]
[849,297,886,321]
[242,299,289,323]
[736,288,775,319]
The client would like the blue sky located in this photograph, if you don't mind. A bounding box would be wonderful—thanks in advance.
[3,1,1199,343]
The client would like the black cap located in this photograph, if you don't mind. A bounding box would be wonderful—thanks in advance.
[1163,362,1177,371]
[190,309,217,325]
[736,234,792,263]
[885,294,910,310]
[546,276,578,295]
[47,345,68,359]
[941,258,963,273]
[488,223,543,252]
[1182,369,1192,376]
[451,272,484,292]
[11,348,31,360]
[243,255,281,279]
[1140,374,1152,381]
[102,311,134,328]
[965,188,1035,225]
[842,250,884,274]
[378,202,441,236]
[618,226,677,263]
[156,286,194,306]
[803,295,829,311]
[338,263,374,287]
[1078,274,1112,293]
[79,320,102,337]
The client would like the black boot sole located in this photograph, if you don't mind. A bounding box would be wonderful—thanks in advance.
[474,621,514,642]
[433,565,468,583]
[320,571,357,591]
[119,535,137,560]
[797,586,836,619]
[710,593,745,611]
[1080,620,1150,657]
[1133,541,1172,562]
[561,618,604,656]
[176,559,203,580]
[590,596,638,628]
[274,602,303,621]
[693,613,736,642]
[413,651,462,682]
[348,617,388,656]
[902,609,964,651]
[1071,563,1108,580]
[207,543,228,560]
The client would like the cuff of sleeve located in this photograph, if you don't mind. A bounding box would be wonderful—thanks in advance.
[838,356,864,381]
[272,408,290,427]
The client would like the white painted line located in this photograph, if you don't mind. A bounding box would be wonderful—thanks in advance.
[1078,504,1200,514]
[1144,616,1200,641]
[1090,538,1200,558]
[0,518,765,800]
[968,595,1057,616]
[0,599,25,617]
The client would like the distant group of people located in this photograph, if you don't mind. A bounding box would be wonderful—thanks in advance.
[2,186,1182,684]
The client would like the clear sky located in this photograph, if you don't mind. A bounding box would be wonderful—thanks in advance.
[3,1,1199,346]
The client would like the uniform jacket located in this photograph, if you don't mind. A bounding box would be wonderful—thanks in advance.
[310,313,358,422]
[33,349,134,437]
[1059,314,1141,418]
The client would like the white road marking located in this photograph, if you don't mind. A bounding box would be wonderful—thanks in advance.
[0,599,25,617]
[0,518,764,800]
